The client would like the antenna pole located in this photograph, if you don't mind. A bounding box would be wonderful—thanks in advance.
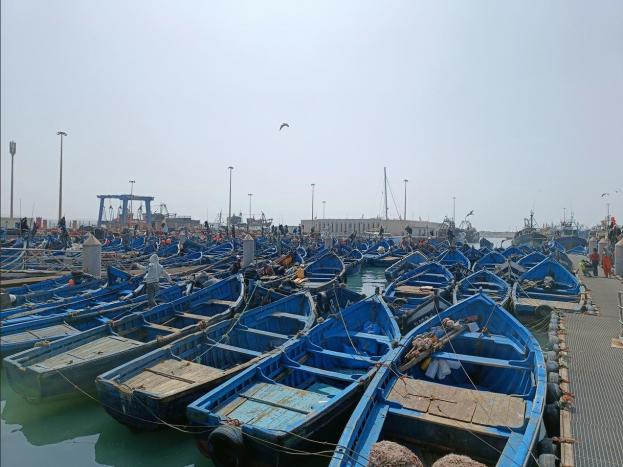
[384,167,388,220]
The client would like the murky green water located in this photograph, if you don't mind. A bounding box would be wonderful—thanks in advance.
[1,260,546,466]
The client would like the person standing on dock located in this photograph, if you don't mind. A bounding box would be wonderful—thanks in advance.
[602,249,613,278]
[135,254,173,306]
[589,248,600,277]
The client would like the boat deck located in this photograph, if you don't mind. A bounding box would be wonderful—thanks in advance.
[1,323,79,344]
[387,378,525,432]
[32,335,142,370]
[514,296,584,312]
[566,256,623,467]
[121,359,225,397]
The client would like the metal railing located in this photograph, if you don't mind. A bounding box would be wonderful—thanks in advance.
[618,291,623,344]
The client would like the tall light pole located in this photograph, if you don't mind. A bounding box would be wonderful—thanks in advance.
[403,179,408,221]
[57,131,67,221]
[227,166,234,231]
[9,141,16,218]
[311,183,316,221]
[248,193,253,232]
[452,196,456,224]
[322,200,326,219]
[129,180,136,221]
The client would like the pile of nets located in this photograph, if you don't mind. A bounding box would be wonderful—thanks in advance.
[431,454,486,467]
[368,441,424,467]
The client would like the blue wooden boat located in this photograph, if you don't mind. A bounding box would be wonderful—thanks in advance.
[501,246,524,261]
[463,246,484,264]
[296,251,345,292]
[453,269,511,306]
[566,245,587,255]
[3,275,244,401]
[472,251,506,272]
[384,251,428,282]
[2,274,105,307]
[0,268,140,323]
[479,237,494,249]
[362,240,392,266]
[330,293,546,467]
[339,248,364,276]
[384,262,454,327]
[95,292,316,430]
[436,248,471,275]
[494,260,527,284]
[0,285,184,357]
[3,272,98,296]
[186,295,401,466]
[517,251,546,270]
[512,258,584,315]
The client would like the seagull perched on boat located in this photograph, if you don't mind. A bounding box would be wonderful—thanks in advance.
[601,192,609,197]
[279,123,290,131]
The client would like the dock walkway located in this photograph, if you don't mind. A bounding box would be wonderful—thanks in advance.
[567,256,623,467]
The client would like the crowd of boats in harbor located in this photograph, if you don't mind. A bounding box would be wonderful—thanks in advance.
[0,231,587,466]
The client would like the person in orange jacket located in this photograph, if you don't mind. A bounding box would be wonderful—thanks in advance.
[602,250,613,278]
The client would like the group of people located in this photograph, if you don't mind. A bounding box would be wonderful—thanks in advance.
[585,247,615,278]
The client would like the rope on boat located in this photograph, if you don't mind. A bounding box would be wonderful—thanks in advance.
[52,367,371,467]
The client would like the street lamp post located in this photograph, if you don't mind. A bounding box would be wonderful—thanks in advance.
[57,131,68,221]
[403,179,408,221]
[452,196,456,224]
[248,193,253,232]
[311,183,315,221]
[227,166,234,232]
[129,180,136,222]
[322,200,326,219]
[9,141,16,218]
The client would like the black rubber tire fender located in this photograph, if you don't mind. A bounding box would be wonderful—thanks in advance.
[207,425,246,467]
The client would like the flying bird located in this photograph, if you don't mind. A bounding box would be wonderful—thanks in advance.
[466,210,474,217]
[601,192,609,197]
[279,123,290,131]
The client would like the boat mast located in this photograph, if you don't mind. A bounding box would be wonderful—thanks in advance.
[384,167,389,220]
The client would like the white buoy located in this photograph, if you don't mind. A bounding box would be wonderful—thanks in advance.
[615,238,623,276]
[242,234,255,268]
[83,233,102,278]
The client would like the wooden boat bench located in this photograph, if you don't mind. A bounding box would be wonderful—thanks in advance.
[430,351,531,370]
[217,382,331,426]
[454,332,526,354]
[205,299,236,307]
[386,378,526,434]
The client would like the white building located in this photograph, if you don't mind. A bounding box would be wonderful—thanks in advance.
[300,218,442,237]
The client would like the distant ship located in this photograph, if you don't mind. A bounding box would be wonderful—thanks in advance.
[552,216,587,251]
[512,211,547,247]
[437,216,480,244]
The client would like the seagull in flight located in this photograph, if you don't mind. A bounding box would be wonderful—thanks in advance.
[466,210,474,217]
[279,123,290,131]
[601,192,609,197]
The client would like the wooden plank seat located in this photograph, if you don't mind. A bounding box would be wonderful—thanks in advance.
[387,378,526,431]
[120,358,225,396]
[430,351,531,370]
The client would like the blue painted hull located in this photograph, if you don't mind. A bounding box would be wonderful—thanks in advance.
[3,275,244,401]
[187,295,401,466]
[95,292,316,430]
[330,293,546,467]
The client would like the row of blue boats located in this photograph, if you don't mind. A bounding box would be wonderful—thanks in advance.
[0,236,580,466]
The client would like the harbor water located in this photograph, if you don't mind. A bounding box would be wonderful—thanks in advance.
[1,256,546,467]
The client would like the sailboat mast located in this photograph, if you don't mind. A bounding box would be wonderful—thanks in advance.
[384,167,388,220]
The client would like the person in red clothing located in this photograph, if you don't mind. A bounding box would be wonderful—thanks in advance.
[602,250,613,278]
[589,248,600,277]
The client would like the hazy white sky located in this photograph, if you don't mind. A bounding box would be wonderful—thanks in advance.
[1,0,622,230]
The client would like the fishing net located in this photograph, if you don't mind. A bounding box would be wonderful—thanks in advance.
[368,441,423,467]
[431,454,486,467]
